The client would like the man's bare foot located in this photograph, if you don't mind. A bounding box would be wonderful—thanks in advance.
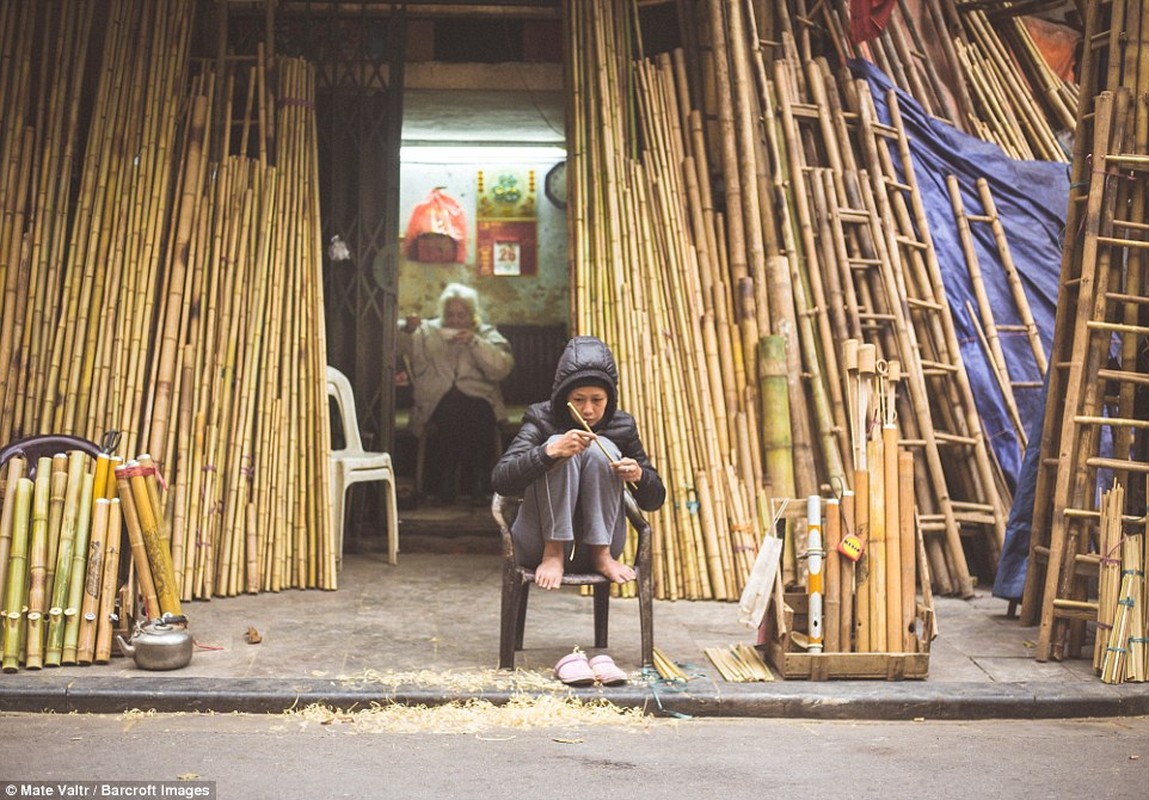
[535,540,566,590]
[535,556,564,589]
[591,546,636,584]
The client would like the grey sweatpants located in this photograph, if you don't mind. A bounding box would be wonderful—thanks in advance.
[510,434,626,572]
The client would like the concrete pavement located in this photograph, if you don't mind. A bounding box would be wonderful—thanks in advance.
[1,543,1146,720]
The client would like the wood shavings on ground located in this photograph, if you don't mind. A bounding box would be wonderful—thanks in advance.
[704,645,775,682]
[338,667,559,693]
[287,695,651,734]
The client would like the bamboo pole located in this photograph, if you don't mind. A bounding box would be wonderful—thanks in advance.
[824,495,841,652]
[93,498,122,664]
[44,454,69,595]
[0,458,26,611]
[899,448,917,653]
[76,497,109,665]
[115,463,160,621]
[839,488,855,653]
[883,422,902,653]
[61,472,95,664]
[44,451,88,667]
[759,335,797,585]
[1,478,33,673]
[22,459,53,669]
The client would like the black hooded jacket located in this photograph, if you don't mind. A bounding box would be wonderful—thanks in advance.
[490,336,666,511]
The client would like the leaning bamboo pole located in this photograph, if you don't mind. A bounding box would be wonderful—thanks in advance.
[60,472,94,664]
[0,458,26,611]
[1,478,33,673]
[93,498,122,664]
[44,451,88,667]
[76,497,110,665]
[22,459,52,669]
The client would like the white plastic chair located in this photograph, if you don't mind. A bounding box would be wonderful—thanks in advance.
[326,366,399,567]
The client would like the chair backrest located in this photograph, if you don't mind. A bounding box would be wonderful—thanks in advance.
[326,366,366,457]
[0,434,105,479]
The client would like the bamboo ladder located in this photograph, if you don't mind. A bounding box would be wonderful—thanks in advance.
[849,82,1010,594]
[945,174,1049,450]
[1020,0,1149,662]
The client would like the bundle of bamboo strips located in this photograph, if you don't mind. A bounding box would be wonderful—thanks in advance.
[705,643,775,681]
[1097,481,1147,684]
[0,450,128,672]
[0,2,333,599]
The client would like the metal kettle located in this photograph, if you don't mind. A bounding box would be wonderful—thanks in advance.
[116,613,193,671]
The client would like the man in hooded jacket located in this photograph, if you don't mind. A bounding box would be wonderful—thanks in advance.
[491,336,665,590]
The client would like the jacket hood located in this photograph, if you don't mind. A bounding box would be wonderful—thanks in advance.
[551,336,619,428]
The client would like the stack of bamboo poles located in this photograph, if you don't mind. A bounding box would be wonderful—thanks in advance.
[813,0,1075,161]
[157,55,334,598]
[1021,0,1149,663]
[1094,480,1149,684]
[0,451,130,672]
[841,347,923,653]
[565,0,771,601]
[0,2,334,598]
[788,347,925,654]
[564,0,1050,600]
[762,45,1010,596]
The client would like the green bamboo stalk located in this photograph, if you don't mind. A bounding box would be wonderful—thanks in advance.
[44,451,87,667]
[22,459,53,669]
[2,478,33,673]
[61,472,95,663]
[759,334,797,585]
[0,457,27,610]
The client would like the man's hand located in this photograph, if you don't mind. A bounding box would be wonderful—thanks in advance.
[612,457,641,483]
[545,429,596,459]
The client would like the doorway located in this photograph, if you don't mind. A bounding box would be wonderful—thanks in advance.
[393,86,570,533]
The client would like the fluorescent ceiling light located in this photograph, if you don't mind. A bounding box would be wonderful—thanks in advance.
[400,144,566,165]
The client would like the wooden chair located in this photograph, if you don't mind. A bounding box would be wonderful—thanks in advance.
[492,491,653,670]
[326,366,399,567]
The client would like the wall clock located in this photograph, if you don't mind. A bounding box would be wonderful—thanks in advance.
[544,160,567,209]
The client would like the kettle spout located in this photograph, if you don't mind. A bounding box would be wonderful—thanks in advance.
[115,635,135,657]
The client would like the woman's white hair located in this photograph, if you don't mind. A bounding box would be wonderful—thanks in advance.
[437,282,481,329]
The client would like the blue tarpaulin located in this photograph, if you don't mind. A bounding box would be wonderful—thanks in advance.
[852,60,1070,600]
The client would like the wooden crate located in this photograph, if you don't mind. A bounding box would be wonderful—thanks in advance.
[762,592,932,680]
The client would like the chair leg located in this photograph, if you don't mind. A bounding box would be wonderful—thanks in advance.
[415,436,426,499]
[384,472,399,566]
[515,581,531,650]
[333,481,347,571]
[593,583,610,649]
[638,569,654,669]
[500,577,522,669]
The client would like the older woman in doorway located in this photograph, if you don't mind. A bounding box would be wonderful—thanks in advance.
[399,282,514,504]
[491,335,665,589]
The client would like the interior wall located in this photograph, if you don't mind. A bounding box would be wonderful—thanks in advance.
[397,156,568,327]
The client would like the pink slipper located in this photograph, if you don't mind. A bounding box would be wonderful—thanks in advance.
[588,653,628,686]
[555,651,596,686]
